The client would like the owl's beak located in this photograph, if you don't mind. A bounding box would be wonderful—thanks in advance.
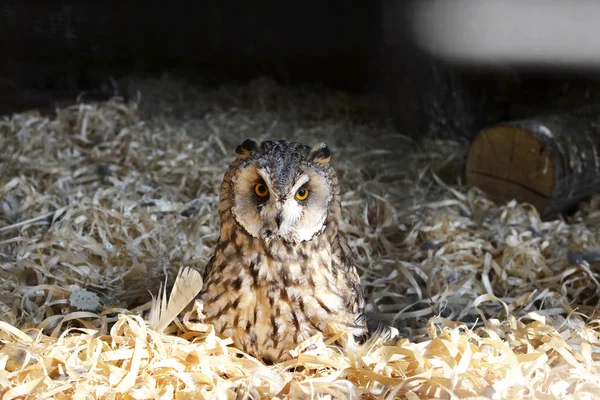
[262,212,284,242]
[275,214,283,229]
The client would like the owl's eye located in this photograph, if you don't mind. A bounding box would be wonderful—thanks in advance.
[254,183,269,198]
[295,188,309,201]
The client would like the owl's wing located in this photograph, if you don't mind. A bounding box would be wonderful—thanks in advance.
[202,254,216,283]
[334,234,368,333]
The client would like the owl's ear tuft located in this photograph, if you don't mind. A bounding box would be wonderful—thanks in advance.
[310,143,331,164]
[235,138,260,159]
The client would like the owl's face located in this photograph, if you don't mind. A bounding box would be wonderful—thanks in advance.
[228,139,334,244]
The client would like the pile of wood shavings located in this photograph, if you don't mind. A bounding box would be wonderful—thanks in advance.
[0,76,599,398]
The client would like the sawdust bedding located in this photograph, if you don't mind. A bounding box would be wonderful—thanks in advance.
[0,75,598,399]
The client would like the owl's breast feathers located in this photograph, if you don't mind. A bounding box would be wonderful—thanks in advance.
[199,227,367,363]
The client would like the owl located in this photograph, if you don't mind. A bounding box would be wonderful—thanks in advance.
[199,139,367,363]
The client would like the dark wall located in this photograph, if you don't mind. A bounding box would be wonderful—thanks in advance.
[0,2,378,92]
[1,2,599,139]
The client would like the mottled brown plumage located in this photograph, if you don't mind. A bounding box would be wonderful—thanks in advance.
[199,139,366,363]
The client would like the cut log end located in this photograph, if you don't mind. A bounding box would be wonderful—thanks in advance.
[466,126,555,214]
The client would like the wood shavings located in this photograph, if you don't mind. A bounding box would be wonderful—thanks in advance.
[0,75,599,398]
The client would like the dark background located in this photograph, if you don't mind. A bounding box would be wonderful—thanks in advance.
[1,1,599,139]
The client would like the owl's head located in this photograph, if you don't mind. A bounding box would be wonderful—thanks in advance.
[223,139,338,244]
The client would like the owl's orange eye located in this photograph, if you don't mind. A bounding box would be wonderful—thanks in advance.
[254,183,269,198]
[295,188,309,201]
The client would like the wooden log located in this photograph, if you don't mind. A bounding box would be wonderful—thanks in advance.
[465,107,600,218]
